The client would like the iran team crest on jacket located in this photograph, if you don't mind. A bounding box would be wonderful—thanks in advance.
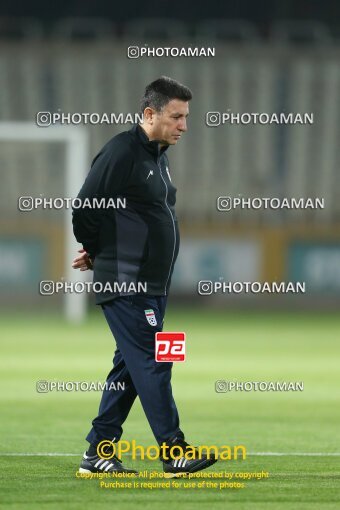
[145,309,157,326]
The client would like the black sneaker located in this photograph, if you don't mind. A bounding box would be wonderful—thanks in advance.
[161,437,218,478]
[79,451,138,474]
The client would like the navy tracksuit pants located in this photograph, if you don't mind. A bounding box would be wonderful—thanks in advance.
[86,294,183,446]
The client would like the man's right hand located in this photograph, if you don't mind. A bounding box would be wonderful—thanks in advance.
[72,248,93,271]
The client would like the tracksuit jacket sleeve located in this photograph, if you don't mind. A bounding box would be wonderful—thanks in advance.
[72,139,133,259]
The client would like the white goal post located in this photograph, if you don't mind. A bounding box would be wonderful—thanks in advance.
[0,122,89,322]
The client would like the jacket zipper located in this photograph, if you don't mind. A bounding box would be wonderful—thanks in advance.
[157,148,177,295]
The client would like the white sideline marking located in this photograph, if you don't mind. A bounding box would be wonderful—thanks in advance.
[2,452,340,457]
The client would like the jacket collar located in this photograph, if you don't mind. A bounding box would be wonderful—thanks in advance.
[130,124,169,157]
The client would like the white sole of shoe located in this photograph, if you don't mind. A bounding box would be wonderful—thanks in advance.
[163,472,189,479]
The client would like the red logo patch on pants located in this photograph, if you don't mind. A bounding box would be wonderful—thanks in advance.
[155,332,186,362]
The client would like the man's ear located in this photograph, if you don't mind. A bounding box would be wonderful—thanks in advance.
[143,107,155,124]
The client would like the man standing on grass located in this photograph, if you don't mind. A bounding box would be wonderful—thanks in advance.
[72,76,217,477]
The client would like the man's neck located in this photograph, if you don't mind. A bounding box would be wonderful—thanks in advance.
[139,123,154,140]
[139,124,167,147]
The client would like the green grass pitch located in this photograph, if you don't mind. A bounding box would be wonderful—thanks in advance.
[1,307,340,509]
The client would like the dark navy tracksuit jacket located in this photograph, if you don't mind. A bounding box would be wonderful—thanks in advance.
[72,124,180,304]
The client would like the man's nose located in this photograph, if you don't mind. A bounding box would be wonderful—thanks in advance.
[178,119,187,132]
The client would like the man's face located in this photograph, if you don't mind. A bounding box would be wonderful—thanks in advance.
[147,99,189,145]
